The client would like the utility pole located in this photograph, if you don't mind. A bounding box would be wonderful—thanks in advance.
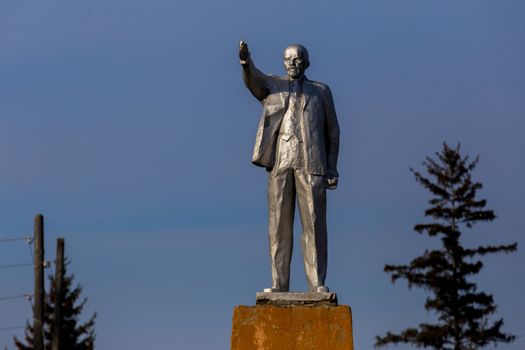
[52,238,65,350]
[34,214,45,350]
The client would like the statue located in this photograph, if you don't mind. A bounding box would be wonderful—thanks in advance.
[239,41,340,293]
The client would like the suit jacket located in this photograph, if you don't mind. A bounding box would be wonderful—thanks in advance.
[242,59,340,177]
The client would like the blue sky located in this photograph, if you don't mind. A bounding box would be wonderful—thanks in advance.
[1,0,524,348]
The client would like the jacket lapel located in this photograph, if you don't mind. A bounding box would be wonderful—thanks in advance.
[302,78,313,112]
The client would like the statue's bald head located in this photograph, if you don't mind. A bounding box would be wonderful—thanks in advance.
[283,44,310,79]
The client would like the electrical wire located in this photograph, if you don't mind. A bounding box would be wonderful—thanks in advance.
[0,236,32,243]
[0,235,39,339]
[0,294,32,302]
[0,263,33,270]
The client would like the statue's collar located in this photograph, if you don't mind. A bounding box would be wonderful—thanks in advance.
[288,75,307,84]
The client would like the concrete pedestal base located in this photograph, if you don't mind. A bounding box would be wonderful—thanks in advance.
[231,304,354,350]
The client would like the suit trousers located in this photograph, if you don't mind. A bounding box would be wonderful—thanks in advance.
[267,167,328,292]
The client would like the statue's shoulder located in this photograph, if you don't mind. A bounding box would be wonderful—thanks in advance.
[305,79,331,92]
[304,79,333,100]
[265,75,289,90]
[268,74,288,83]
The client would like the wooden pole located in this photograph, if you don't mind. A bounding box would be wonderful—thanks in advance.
[52,238,65,350]
[33,214,45,350]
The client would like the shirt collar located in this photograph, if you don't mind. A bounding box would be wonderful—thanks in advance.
[289,76,306,92]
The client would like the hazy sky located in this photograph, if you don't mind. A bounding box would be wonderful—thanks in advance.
[1,0,524,349]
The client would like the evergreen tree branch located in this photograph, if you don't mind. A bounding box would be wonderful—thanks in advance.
[464,243,518,256]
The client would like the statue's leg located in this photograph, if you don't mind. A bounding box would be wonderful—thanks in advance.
[267,168,296,292]
[295,169,327,292]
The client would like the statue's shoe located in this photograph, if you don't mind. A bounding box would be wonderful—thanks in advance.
[315,286,329,293]
[263,287,288,293]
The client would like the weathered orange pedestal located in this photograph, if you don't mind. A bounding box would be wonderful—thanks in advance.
[231,305,354,350]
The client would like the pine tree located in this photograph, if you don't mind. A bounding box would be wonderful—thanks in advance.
[14,258,96,350]
[375,143,517,350]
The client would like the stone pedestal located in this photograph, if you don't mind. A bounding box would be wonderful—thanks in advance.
[231,293,353,350]
[255,291,338,306]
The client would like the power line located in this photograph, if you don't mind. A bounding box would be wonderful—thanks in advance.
[0,263,33,270]
[0,236,32,243]
[0,294,32,302]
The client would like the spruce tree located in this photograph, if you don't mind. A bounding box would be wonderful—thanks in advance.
[14,258,96,350]
[375,143,517,350]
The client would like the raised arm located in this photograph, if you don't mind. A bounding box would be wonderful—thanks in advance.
[239,41,269,101]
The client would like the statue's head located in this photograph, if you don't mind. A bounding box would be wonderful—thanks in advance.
[283,44,310,80]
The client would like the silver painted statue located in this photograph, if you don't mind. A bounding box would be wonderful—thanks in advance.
[239,41,340,293]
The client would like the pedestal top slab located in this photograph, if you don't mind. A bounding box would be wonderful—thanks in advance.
[255,292,338,306]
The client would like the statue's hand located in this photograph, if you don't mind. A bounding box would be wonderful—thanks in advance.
[239,40,250,64]
[327,177,338,190]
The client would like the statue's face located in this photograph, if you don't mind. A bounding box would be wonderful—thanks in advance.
[283,46,309,79]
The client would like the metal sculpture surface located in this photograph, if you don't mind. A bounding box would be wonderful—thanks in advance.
[239,41,340,293]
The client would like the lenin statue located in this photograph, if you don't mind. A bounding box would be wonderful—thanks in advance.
[239,41,340,293]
